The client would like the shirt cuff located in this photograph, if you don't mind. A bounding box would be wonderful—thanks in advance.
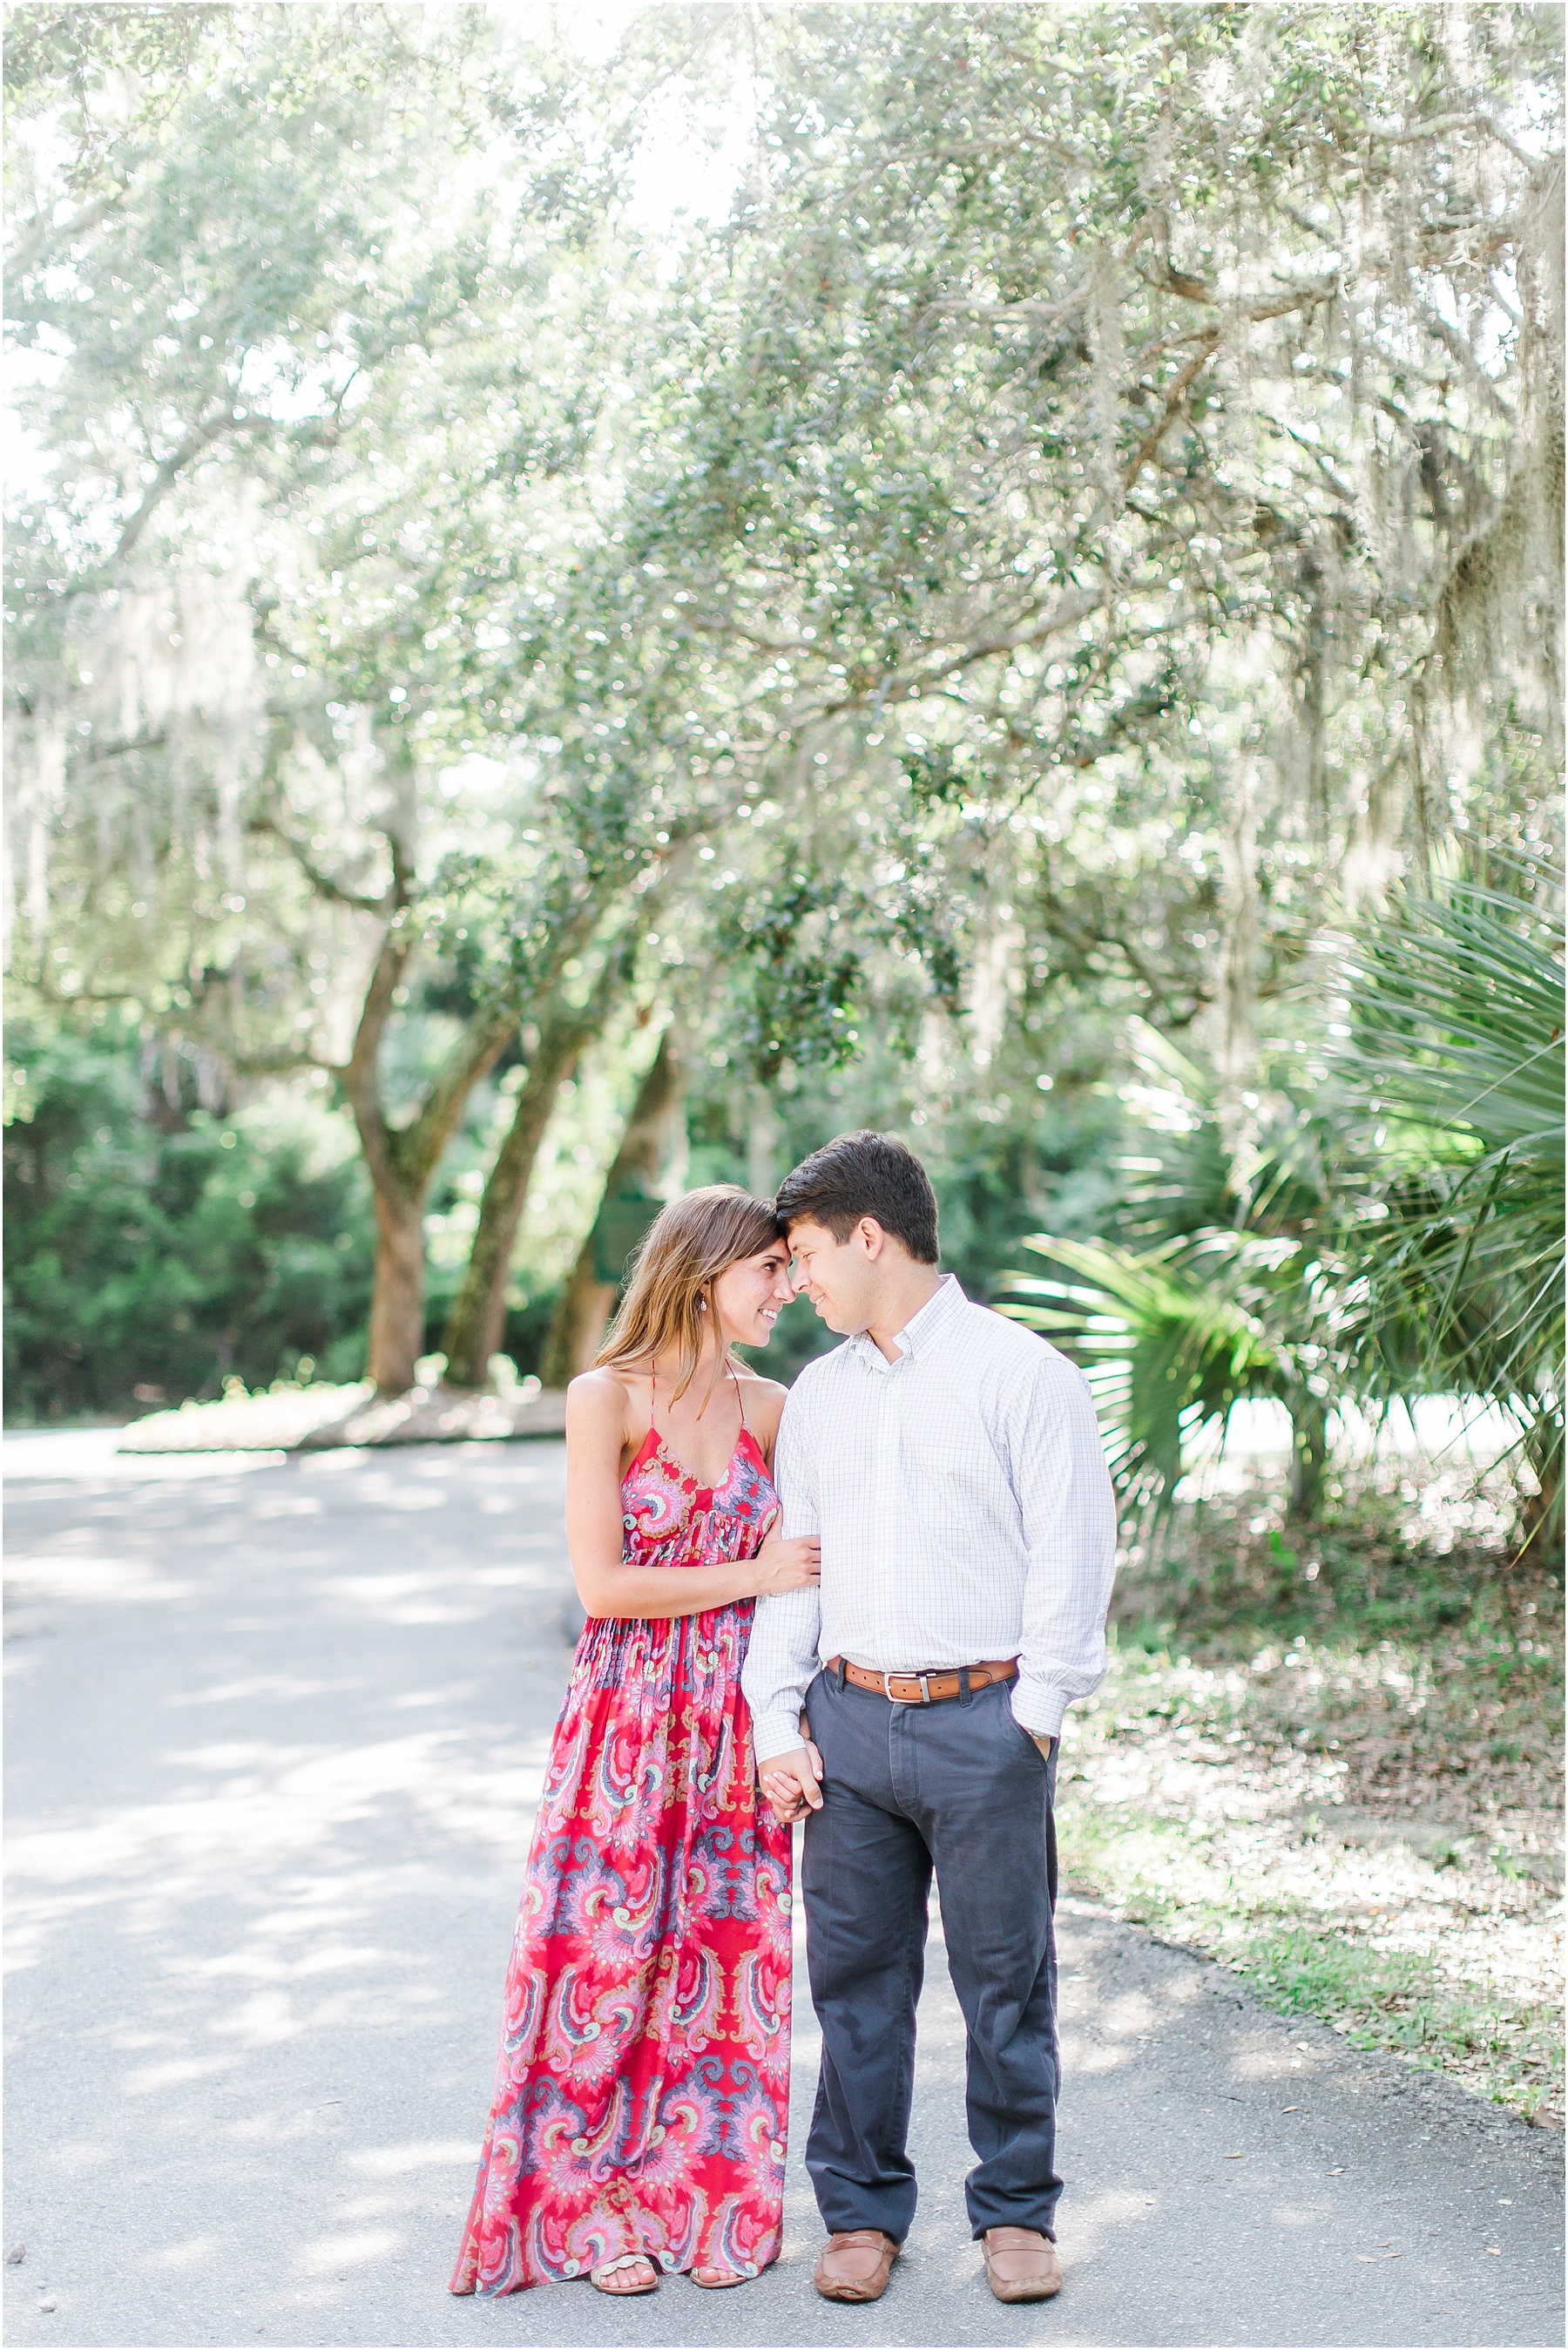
[751,1708,810,1764]
[1010,1677,1069,1741]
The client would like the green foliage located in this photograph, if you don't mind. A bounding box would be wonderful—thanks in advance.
[4,1015,373,1419]
[1004,1231,1305,1502]
[683,1005,1126,1391]
[716,863,871,1082]
[1002,869,1565,1547]
[1000,1020,1351,1523]
[1334,867,1565,1515]
[3,7,1559,1445]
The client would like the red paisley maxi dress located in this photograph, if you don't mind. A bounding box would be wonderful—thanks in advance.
[449,1400,793,2295]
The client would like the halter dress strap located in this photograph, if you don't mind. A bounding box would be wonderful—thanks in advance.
[646,1358,746,1447]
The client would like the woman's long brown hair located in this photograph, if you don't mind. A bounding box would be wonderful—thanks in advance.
[594,1184,782,1405]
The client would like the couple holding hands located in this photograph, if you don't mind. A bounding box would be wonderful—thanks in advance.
[450,1129,1117,2310]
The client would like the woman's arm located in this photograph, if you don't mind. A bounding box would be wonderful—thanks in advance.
[564,1373,819,1620]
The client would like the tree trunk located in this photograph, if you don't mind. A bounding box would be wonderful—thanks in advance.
[346,985,515,1397]
[1216,752,1261,1164]
[1287,1394,1328,1520]
[746,1084,779,1200]
[330,769,518,1398]
[539,1020,691,1386]
[442,910,657,1392]
[441,1018,592,1390]
[365,1177,428,1396]
[1517,1415,1562,1564]
[541,1268,619,1391]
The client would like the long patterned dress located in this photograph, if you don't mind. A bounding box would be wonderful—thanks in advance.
[450,1412,793,2294]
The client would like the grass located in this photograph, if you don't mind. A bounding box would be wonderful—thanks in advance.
[1057,1460,1564,2125]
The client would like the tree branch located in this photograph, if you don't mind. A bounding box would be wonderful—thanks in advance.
[1242,280,1339,324]
[77,729,168,765]
[1409,303,1515,415]
[229,1046,347,1078]
[923,283,1087,328]
[388,1006,517,1195]
[7,179,131,278]
[341,918,419,1203]
[696,586,1105,727]
[114,399,366,560]
[1132,277,1338,372]
[114,401,237,558]
[1123,332,1220,491]
[250,810,394,913]
[1279,425,1358,505]
[1372,110,1552,180]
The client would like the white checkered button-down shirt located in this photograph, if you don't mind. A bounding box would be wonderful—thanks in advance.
[741,1272,1117,1762]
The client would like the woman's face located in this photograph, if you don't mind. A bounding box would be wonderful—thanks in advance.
[711,1240,794,1350]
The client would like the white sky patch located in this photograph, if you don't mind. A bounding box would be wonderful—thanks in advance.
[233,337,379,426]
[483,0,755,234]
[436,752,510,801]
[3,420,59,500]
[625,74,754,235]
[4,334,71,499]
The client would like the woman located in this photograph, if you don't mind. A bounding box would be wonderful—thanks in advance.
[450,1186,819,2300]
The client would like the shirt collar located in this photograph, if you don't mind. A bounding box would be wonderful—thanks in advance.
[849,1271,964,1371]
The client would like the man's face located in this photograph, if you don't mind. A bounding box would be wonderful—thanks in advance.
[786,1216,886,1334]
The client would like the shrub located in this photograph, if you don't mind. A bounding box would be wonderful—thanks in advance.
[4,1020,375,1420]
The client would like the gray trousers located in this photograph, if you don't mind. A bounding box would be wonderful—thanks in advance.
[801,1666,1062,2245]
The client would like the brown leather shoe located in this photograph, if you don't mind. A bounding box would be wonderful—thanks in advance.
[814,2230,901,2302]
[982,2226,1062,2302]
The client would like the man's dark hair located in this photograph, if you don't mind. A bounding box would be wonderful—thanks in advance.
[774,1130,940,1263]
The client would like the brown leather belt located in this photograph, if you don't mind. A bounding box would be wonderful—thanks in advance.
[828,1656,1018,1706]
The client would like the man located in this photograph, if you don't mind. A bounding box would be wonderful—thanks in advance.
[742,1130,1116,2308]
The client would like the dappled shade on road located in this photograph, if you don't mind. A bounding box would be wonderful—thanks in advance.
[4,1438,1562,2348]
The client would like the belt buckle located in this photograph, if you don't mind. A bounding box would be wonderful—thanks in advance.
[882,1671,931,1704]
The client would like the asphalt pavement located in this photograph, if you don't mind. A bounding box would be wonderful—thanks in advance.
[4,1432,1562,2349]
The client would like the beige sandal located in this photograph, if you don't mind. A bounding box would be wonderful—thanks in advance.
[591,2253,659,2295]
[692,2265,747,2288]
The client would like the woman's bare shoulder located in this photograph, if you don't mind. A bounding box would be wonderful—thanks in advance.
[738,1369,790,1440]
[566,1364,646,1439]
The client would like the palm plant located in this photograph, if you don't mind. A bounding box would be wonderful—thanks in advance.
[1000,1229,1335,1534]
[1002,865,1565,1554]
[1332,865,1565,1546]
[998,1026,1352,1534]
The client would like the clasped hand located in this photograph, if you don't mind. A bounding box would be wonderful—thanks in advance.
[750,1510,821,1597]
[760,1723,824,1825]
[760,1722,1051,1825]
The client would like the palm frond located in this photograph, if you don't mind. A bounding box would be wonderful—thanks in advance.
[1009,865,1564,1554]
[999,1233,1302,1534]
[1331,867,1564,1527]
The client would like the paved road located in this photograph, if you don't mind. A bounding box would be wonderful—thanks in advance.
[4,1435,1562,2350]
